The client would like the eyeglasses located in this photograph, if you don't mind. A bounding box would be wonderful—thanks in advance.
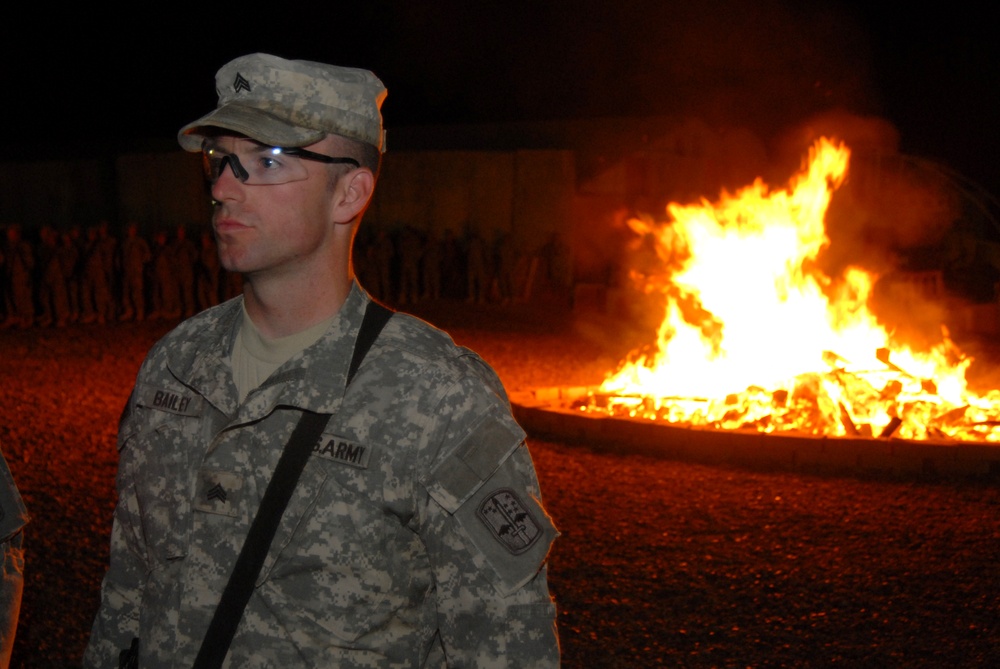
[203,140,360,185]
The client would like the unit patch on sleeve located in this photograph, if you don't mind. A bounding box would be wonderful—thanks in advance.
[312,434,372,469]
[476,488,542,555]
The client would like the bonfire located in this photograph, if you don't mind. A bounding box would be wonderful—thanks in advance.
[583,138,1000,442]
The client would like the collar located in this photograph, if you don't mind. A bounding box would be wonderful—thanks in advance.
[166,282,372,418]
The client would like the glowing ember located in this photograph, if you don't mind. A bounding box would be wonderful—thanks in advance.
[589,138,1000,441]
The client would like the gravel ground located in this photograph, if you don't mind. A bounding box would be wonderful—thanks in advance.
[2,299,1000,668]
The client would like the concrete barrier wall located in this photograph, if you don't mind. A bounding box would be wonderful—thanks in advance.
[368,149,576,259]
[0,159,110,227]
[369,150,516,237]
[0,148,577,267]
[116,151,211,232]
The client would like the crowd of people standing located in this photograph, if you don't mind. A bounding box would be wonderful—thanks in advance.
[1,219,568,330]
[353,223,552,307]
[0,221,240,329]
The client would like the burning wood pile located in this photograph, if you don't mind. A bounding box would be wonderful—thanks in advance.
[578,139,1000,443]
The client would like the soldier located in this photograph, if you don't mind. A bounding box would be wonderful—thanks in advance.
[396,224,422,304]
[465,226,489,304]
[36,226,70,327]
[96,220,119,321]
[86,53,559,669]
[170,225,199,317]
[440,227,462,299]
[421,228,443,301]
[119,222,152,321]
[79,226,113,324]
[371,227,395,302]
[494,230,520,305]
[1,225,35,330]
[59,227,83,323]
[149,230,181,320]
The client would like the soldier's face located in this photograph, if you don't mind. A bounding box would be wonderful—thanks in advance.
[209,136,339,278]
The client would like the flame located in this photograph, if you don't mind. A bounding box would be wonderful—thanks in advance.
[594,138,1000,441]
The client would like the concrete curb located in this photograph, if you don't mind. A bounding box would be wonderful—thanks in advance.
[511,387,1000,484]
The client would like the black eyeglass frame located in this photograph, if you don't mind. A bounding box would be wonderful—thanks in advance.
[203,141,361,184]
[279,146,361,169]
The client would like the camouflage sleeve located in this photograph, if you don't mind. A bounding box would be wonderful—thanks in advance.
[83,390,148,669]
[0,532,24,669]
[0,448,27,668]
[420,375,560,668]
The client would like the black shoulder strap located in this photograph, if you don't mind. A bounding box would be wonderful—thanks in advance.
[193,299,394,669]
[347,300,394,386]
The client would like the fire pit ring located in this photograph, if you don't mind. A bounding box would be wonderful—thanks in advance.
[511,386,1000,483]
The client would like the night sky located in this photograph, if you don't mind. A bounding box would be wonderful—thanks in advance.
[7,1,998,193]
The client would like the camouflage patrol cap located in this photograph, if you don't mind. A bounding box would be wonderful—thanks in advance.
[178,53,387,153]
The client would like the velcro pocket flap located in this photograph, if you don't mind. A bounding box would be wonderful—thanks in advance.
[426,410,525,513]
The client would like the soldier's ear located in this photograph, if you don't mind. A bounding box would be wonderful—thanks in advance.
[333,169,375,224]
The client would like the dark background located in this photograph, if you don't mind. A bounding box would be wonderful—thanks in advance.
[5,1,999,194]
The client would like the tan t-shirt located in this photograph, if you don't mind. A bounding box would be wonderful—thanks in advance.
[231,303,336,403]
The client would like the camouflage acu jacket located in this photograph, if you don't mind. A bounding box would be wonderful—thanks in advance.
[84,283,559,668]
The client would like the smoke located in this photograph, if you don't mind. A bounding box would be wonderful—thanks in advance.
[775,110,961,271]
[773,110,976,349]
[773,110,901,172]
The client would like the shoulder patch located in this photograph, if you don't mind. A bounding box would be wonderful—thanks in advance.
[477,488,542,555]
[451,447,558,596]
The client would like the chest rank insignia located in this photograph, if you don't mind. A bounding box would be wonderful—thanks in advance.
[194,469,244,517]
[477,488,542,555]
[312,435,371,469]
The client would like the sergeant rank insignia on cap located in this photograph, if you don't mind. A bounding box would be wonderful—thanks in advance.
[233,73,251,93]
